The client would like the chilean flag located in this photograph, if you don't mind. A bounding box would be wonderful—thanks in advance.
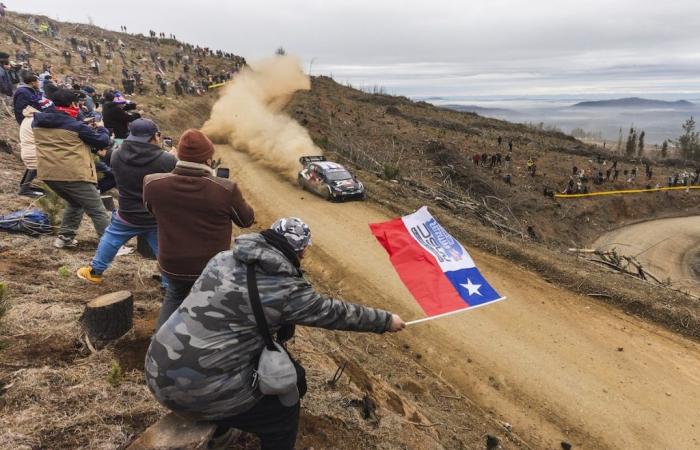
[370,207,505,321]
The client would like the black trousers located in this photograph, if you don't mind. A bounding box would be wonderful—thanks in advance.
[215,396,300,450]
[18,169,38,191]
[156,278,195,329]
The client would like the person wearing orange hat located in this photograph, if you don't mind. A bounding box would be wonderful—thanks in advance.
[143,129,255,327]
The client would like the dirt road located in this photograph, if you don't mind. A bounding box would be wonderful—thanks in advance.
[594,216,700,297]
[221,146,700,450]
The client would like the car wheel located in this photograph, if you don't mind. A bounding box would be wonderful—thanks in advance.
[324,186,333,201]
[297,175,305,189]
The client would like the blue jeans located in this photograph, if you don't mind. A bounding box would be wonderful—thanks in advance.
[91,213,166,286]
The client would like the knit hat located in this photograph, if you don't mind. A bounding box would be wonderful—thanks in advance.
[177,129,214,163]
[271,217,312,251]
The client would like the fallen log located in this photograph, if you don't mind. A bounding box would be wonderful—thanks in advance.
[80,291,133,347]
[126,412,230,450]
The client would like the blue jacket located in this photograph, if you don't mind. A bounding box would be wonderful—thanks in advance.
[0,66,13,97]
[12,85,43,124]
[33,108,111,183]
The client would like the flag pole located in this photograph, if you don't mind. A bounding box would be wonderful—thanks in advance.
[405,297,507,326]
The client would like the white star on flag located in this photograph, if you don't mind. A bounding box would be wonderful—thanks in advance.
[461,278,482,296]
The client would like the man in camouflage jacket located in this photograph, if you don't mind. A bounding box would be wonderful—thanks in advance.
[145,217,405,449]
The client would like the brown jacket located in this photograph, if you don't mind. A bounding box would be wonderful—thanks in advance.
[143,162,255,281]
[33,108,111,183]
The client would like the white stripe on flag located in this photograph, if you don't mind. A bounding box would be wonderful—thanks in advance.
[401,206,476,272]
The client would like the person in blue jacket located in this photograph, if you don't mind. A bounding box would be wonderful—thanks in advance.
[12,73,43,124]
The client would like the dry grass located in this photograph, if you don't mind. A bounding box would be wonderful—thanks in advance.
[0,283,8,324]
[0,351,164,449]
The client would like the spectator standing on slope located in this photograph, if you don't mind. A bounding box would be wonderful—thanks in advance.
[12,72,42,125]
[77,119,177,284]
[102,90,140,140]
[143,129,255,327]
[33,89,112,248]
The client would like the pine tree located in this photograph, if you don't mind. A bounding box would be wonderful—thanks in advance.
[661,140,669,158]
[637,130,645,157]
[616,128,623,154]
[678,116,700,160]
[626,127,637,157]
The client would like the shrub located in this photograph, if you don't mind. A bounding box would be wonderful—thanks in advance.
[107,360,123,387]
[57,266,71,277]
[37,187,64,229]
[383,164,400,180]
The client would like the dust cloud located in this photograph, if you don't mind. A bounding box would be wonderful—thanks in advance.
[201,56,322,180]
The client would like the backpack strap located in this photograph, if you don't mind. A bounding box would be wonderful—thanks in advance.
[246,263,276,351]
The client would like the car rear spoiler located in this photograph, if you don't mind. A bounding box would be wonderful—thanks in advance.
[299,155,327,165]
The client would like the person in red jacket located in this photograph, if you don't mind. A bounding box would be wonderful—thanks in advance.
[143,129,255,327]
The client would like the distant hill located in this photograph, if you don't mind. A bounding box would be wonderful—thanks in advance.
[572,97,696,109]
[442,104,516,115]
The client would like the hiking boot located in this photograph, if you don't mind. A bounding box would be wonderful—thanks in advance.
[18,186,45,198]
[53,235,78,248]
[77,266,103,284]
[207,426,237,450]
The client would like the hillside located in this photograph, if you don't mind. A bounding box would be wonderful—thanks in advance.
[290,77,700,248]
[441,104,517,115]
[573,97,696,108]
[0,10,527,450]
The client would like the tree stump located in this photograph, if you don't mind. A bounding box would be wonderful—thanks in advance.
[81,291,133,346]
[126,412,225,450]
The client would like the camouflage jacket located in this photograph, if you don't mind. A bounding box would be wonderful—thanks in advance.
[145,233,392,420]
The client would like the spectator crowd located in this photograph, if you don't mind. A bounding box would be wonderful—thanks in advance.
[1,6,407,449]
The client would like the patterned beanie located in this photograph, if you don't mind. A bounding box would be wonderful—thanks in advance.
[271,217,312,251]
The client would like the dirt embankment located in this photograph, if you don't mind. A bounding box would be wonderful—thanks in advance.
[218,146,700,450]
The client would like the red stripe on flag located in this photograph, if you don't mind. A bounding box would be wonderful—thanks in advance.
[370,218,469,317]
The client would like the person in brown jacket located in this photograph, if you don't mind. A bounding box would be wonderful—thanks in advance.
[143,129,255,327]
[33,89,112,248]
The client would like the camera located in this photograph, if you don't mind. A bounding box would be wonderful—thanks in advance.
[216,167,230,179]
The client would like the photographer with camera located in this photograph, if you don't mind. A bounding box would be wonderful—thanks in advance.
[102,89,140,140]
[143,129,255,327]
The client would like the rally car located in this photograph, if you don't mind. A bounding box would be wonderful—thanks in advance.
[297,156,366,201]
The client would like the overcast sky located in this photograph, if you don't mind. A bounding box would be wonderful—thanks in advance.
[10,0,700,98]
